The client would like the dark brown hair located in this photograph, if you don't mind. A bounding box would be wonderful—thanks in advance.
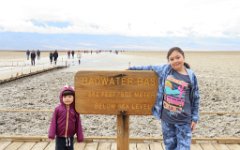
[167,47,190,69]
[62,90,75,97]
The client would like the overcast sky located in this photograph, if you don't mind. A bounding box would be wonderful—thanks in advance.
[0,0,239,51]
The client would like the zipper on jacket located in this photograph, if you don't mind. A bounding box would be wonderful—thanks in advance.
[65,106,70,137]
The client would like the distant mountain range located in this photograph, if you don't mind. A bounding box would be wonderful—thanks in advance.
[0,32,239,51]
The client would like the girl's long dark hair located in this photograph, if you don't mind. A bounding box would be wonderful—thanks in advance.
[167,47,190,69]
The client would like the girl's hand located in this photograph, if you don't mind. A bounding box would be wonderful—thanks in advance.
[48,139,54,142]
[191,121,197,131]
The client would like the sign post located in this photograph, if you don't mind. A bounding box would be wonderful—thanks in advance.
[75,71,158,150]
[117,111,129,150]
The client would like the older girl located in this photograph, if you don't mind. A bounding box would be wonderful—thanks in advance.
[129,47,200,150]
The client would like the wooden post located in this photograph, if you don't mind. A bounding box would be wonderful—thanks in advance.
[117,111,129,150]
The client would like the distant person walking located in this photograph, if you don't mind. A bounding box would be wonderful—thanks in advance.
[71,50,75,59]
[77,51,82,65]
[67,50,71,59]
[26,50,30,60]
[37,49,41,60]
[49,52,53,64]
[53,50,58,65]
[30,50,36,66]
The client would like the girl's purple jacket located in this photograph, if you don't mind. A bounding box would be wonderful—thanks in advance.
[48,86,84,142]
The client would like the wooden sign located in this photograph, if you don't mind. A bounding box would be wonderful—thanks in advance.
[74,71,158,115]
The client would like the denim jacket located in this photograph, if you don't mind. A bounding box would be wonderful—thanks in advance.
[129,64,200,123]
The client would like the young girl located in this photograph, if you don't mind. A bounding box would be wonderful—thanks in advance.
[48,85,84,150]
[129,47,200,150]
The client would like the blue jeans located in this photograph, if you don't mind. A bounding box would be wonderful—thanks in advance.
[161,121,192,150]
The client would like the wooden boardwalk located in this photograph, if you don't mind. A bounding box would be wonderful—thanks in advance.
[1,140,240,150]
[0,65,67,84]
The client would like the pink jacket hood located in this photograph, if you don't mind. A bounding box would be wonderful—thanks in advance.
[59,85,75,107]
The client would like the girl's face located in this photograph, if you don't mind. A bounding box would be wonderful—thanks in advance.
[63,95,74,105]
[168,50,185,71]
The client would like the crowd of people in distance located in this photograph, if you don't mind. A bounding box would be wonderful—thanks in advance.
[26,49,41,66]
[26,49,123,66]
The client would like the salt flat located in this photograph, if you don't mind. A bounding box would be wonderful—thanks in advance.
[0,50,240,138]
